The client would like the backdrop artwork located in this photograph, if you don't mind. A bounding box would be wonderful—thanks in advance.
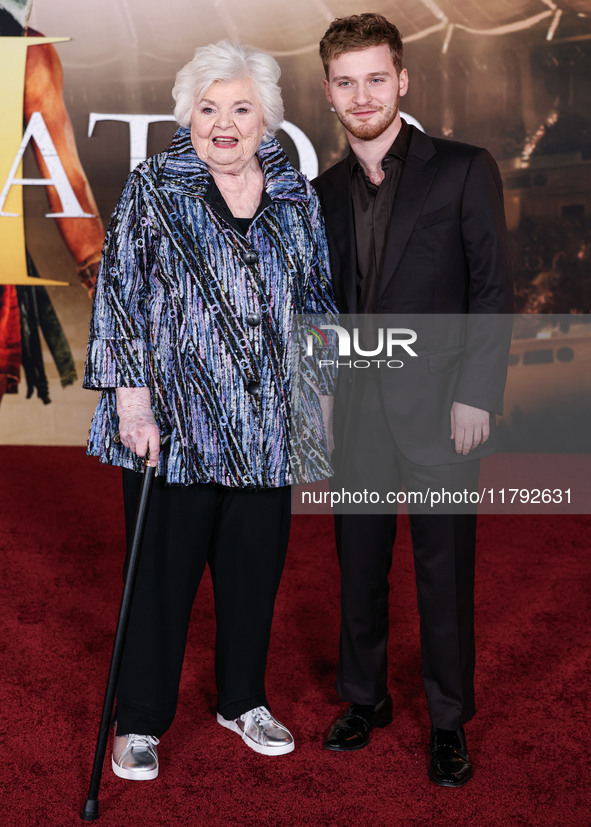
[1,5,590,825]
[1,0,591,444]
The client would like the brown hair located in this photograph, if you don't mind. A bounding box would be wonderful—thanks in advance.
[319,13,403,78]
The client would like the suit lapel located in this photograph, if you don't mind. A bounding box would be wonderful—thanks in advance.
[379,127,438,299]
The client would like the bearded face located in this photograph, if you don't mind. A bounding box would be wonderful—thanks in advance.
[324,44,408,143]
[333,92,400,142]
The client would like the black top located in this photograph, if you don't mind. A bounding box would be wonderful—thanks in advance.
[206,177,270,237]
[349,118,411,312]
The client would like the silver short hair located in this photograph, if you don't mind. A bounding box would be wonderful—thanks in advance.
[2,0,33,26]
[172,41,284,138]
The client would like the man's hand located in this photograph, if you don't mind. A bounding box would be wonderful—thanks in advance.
[450,401,490,456]
[116,387,160,466]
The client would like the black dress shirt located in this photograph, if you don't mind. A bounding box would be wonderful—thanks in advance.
[349,118,411,312]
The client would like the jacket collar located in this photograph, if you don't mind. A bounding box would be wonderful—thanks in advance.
[317,125,438,313]
[156,127,307,202]
[378,126,438,294]
[321,123,436,193]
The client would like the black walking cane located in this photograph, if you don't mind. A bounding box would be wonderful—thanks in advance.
[80,435,170,822]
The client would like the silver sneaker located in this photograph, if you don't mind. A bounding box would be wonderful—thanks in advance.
[112,731,159,780]
[217,706,294,756]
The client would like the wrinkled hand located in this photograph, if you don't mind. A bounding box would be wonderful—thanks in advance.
[116,387,160,466]
[450,401,490,456]
[319,394,334,455]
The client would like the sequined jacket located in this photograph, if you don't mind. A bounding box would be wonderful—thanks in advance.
[83,128,336,487]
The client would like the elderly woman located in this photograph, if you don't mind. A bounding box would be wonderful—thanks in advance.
[84,41,335,779]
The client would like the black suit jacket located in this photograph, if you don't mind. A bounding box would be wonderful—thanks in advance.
[313,125,514,465]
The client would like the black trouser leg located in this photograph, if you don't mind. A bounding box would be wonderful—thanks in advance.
[209,486,292,720]
[332,368,480,724]
[332,372,400,706]
[334,513,396,706]
[116,472,214,737]
[116,473,291,736]
[401,455,480,730]
[409,512,477,730]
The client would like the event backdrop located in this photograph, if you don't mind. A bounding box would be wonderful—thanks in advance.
[1,0,591,444]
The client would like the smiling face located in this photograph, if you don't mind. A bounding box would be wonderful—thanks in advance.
[324,44,408,142]
[190,76,267,174]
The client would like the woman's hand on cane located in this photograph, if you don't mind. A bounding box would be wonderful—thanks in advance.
[115,387,160,466]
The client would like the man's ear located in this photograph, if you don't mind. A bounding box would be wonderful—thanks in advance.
[399,68,409,98]
[323,77,332,105]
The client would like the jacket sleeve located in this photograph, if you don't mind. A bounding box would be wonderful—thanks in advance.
[301,182,338,396]
[455,148,514,414]
[83,170,153,390]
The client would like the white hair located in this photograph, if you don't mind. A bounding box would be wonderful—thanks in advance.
[172,41,284,138]
[2,0,33,27]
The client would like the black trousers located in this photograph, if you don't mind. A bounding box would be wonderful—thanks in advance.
[332,374,479,730]
[116,471,291,737]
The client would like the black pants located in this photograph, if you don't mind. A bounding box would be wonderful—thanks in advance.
[332,374,479,730]
[116,471,291,737]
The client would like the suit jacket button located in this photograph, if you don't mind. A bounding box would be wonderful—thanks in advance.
[247,380,260,396]
[241,249,258,265]
[246,312,261,327]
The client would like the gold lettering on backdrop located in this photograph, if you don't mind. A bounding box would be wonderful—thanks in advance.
[0,37,72,286]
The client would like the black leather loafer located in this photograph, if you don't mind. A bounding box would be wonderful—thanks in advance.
[428,726,472,787]
[323,693,393,751]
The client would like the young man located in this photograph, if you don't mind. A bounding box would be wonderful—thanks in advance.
[313,13,513,786]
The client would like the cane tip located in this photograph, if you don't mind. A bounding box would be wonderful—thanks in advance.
[80,798,99,821]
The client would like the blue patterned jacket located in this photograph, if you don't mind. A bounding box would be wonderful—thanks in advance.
[83,128,336,487]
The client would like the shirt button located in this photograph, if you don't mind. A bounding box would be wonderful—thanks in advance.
[241,249,258,265]
[246,312,261,327]
[246,380,260,396]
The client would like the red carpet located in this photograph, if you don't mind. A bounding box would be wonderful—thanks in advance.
[0,446,589,826]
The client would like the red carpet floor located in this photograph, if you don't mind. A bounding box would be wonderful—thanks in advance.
[0,446,590,826]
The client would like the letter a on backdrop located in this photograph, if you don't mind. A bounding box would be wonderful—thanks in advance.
[0,36,71,286]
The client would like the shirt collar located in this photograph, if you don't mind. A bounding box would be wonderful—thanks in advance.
[348,117,411,177]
